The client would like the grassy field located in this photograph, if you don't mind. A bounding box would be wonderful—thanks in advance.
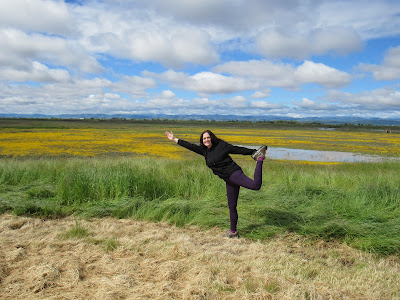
[2,214,399,299]
[1,156,399,256]
[1,118,400,255]
[1,119,400,298]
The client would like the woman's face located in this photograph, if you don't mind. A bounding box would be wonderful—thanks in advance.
[202,132,212,148]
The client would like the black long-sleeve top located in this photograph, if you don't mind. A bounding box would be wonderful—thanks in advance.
[177,139,255,179]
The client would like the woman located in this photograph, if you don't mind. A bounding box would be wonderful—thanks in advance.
[165,130,267,238]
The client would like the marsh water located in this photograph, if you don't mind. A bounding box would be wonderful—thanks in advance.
[246,146,398,163]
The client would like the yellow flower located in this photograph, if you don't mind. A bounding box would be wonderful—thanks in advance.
[0,126,399,159]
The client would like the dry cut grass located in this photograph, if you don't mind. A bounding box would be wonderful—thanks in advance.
[1,214,399,299]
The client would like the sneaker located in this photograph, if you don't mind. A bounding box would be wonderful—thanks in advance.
[222,230,239,238]
[251,145,267,161]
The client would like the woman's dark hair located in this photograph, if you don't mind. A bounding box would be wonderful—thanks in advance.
[200,130,219,147]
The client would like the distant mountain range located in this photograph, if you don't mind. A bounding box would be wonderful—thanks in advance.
[1,113,400,126]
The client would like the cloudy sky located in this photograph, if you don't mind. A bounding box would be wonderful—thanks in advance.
[1,0,400,119]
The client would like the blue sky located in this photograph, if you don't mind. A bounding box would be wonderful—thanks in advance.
[1,0,400,119]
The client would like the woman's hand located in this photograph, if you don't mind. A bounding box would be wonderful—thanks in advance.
[165,131,178,143]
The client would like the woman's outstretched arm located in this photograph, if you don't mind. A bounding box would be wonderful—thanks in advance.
[165,131,179,143]
[165,131,204,155]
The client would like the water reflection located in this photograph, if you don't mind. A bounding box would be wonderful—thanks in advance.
[246,146,398,163]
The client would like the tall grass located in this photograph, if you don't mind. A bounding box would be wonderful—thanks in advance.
[1,157,399,255]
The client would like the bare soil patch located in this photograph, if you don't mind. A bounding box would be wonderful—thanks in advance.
[1,214,399,299]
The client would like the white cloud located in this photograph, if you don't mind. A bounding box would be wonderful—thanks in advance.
[294,61,351,88]
[151,70,260,94]
[287,88,400,118]
[1,76,399,118]
[0,61,70,82]
[0,77,140,115]
[161,90,176,98]
[370,66,400,81]
[249,90,271,99]
[318,1,400,40]
[118,0,310,34]
[359,46,400,80]
[250,101,283,109]
[74,3,219,67]
[225,95,249,108]
[186,72,259,94]
[214,60,292,79]
[0,0,71,35]
[383,46,400,68]
[104,93,121,100]
[121,27,218,67]
[214,60,297,89]
[287,96,390,118]
[69,0,394,67]
[143,69,187,85]
[326,87,400,108]
[214,59,351,89]
[146,97,186,108]
[126,0,398,44]
[111,75,156,97]
[256,28,362,60]
[292,98,335,110]
[0,28,103,75]
[2,77,111,104]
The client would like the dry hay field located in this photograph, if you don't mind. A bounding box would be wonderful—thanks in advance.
[1,214,399,300]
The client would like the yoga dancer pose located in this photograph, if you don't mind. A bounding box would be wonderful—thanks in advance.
[165,130,267,238]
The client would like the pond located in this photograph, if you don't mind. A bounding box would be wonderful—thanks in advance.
[246,146,399,163]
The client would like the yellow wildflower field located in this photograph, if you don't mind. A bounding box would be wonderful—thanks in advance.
[202,127,400,157]
[0,128,181,159]
[0,124,399,159]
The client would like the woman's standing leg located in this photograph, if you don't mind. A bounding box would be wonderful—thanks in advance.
[223,158,264,236]
[225,181,240,232]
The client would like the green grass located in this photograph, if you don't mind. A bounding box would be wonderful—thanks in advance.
[59,220,121,251]
[62,221,91,239]
[1,157,400,255]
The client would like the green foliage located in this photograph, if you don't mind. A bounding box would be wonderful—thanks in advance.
[104,238,121,251]
[63,221,91,239]
[1,157,400,255]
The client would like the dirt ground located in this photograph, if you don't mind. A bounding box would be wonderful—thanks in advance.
[1,214,399,299]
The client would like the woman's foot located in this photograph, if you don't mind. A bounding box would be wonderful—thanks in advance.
[222,230,239,238]
[251,145,267,161]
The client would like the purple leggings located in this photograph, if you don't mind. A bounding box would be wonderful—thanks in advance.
[224,160,263,232]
